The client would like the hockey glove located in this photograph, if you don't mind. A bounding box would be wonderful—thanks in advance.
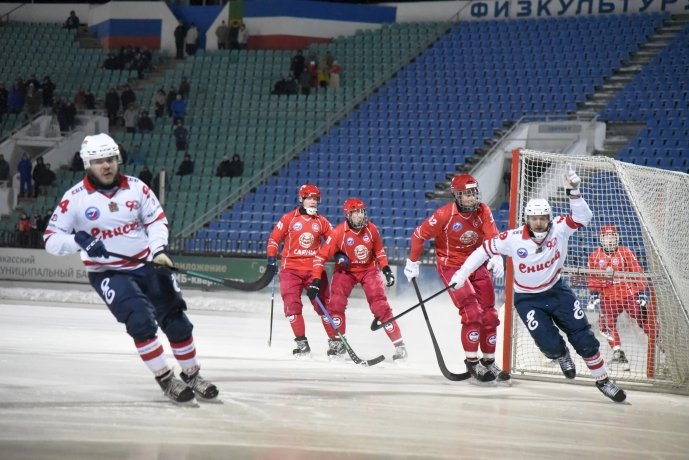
[487,255,504,279]
[564,163,581,197]
[306,279,321,300]
[333,251,350,269]
[404,258,420,282]
[450,267,469,290]
[153,247,174,268]
[637,294,648,312]
[382,266,395,287]
[587,293,600,312]
[267,256,277,267]
[74,231,109,258]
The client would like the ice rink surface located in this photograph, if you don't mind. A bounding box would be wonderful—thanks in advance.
[1,281,688,460]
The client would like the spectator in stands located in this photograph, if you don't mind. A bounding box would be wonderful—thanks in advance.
[291,50,305,80]
[26,86,42,117]
[70,151,84,172]
[128,144,146,167]
[74,87,87,110]
[228,21,240,50]
[170,94,186,125]
[84,88,95,110]
[30,212,43,248]
[38,208,52,235]
[138,165,153,188]
[118,143,129,166]
[41,77,55,107]
[152,88,167,119]
[32,157,47,197]
[8,84,24,114]
[284,75,298,95]
[0,154,10,183]
[318,58,330,88]
[63,11,80,30]
[55,99,77,133]
[0,83,8,117]
[178,77,191,100]
[17,153,32,198]
[215,20,229,50]
[238,23,249,50]
[228,154,244,178]
[16,213,32,248]
[165,86,177,117]
[185,23,199,56]
[271,76,287,96]
[329,61,341,89]
[173,120,188,151]
[176,153,194,176]
[123,103,139,134]
[105,88,120,123]
[215,156,231,177]
[120,85,136,112]
[34,160,56,197]
[137,110,154,133]
[298,67,311,95]
[174,22,186,59]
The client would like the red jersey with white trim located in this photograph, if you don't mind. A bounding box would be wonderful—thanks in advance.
[43,174,168,272]
[409,202,498,268]
[480,198,592,293]
[312,220,388,279]
[266,209,333,271]
[587,246,646,300]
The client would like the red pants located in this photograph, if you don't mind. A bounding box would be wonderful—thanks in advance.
[599,295,650,349]
[438,263,499,355]
[279,268,329,317]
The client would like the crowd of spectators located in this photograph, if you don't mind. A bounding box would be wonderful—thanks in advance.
[271,49,341,96]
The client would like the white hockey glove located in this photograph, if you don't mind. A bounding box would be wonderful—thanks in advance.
[564,163,581,197]
[486,255,504,279]
[637,294,648,311]
[587,293,600,312]
[450,267,469,290]
[153,247,174,268]
[404,258,420,283]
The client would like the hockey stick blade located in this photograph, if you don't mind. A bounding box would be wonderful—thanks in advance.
[314,297,385,367]
[413,278,470,382]
[370,283,455,331]
[107,252,276,291]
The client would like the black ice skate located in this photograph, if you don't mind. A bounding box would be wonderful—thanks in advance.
[181,369,219,400]
[292,336,311,358]
[557,349,576,379]
[480,358,511,385]
[611,349,630,371]
[596,377,627,403]
[327,337,346,360]
[155,369,195,404]
[392,344,408,362]
[465,359,497,384]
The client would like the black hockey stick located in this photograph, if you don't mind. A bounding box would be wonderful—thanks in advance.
[107,251,276,291]
[370,283,455,331]
[314,297,385,367]
[413,278,471,381]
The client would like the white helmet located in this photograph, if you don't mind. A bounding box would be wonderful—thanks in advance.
[80,133,121,169]
[524,198,552,242]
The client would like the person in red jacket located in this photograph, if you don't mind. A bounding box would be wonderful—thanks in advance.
[404,174,506,384]
[587,225,650,369]
[266,184,334,357]
[307,198,407,361]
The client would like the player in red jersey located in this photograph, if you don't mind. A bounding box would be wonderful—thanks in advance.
[307,198,407,361]
[266,184,334,357]
[403,174,506,384]
[587,224,650,369]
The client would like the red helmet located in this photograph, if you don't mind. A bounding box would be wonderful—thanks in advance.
[298,184,320,202]
[600,224,618,235]
[450,174,480,212]
[600,224,619,252]
[343,198,367,229]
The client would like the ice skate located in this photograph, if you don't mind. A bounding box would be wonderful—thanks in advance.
[611,349,630,371]
[392,344,408,363]
[292,336,311,359]
[327,337,346,361]
[557,349,576,379]
[596,377,627,403]
[181,369,219,401]
[465,359,497,385]
[480,358,511,386]
[155,369,196,405]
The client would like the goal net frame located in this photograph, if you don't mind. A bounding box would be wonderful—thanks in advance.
[503,148,689,394]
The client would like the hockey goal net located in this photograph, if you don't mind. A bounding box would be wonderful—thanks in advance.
[504,148,689,393]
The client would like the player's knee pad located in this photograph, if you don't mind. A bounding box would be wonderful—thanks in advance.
[126,311,158,342]
[481,307,500,330]
[568,329,600,358]
[159,309,194,342]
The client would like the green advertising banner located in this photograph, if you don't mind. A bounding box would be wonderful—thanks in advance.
[172,255,266,289]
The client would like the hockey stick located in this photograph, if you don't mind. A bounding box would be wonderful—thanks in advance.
[107,251,276,291]
[268,270,276,347]
[370,283,455,331]
[413,278,471,381]
[314,296,385,367]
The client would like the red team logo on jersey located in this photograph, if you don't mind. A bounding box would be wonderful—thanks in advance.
[299,233,315,248]
[354,244,369,261]
[499,231,508,240]
[126,200,140,211]
[459,230,478,245]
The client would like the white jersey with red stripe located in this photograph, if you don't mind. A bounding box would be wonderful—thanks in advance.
[43,174,168,272]
[456,196,592,294]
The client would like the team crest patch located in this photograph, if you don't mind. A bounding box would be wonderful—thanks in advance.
[84,207,100,221]
[293,222,303,231]
[517,248,528,258]
[312,223,320,232]
[108,202,119,212]
[288,314,296,323]
[468,331,479,342]
[488,335,497,345]
[472,219,480,228]
[299,232,315,248]
[346,237,355,246]
[452,222,462,232]
[599,259,606,268]
[126,200,140,211]
[384,322,395,332]
[354,244,369,260]
[612,257,619,265]
[459,231,478,245]
[362,234,370,243]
